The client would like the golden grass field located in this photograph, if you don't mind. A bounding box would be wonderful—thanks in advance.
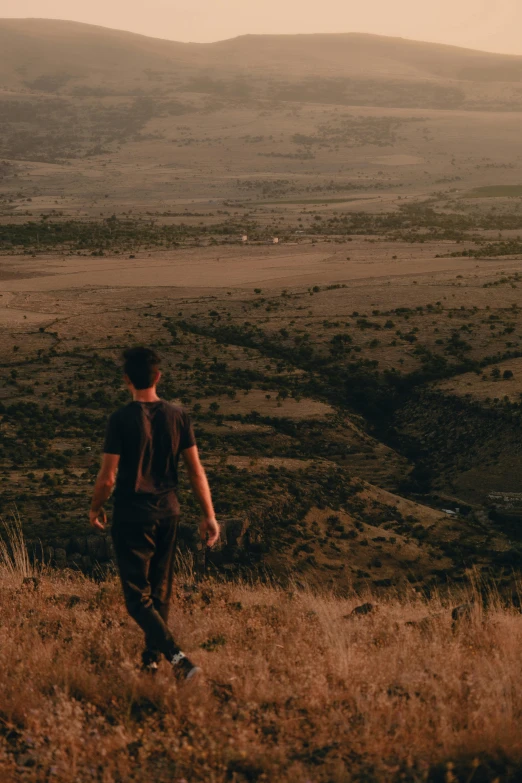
[0,518,521,783]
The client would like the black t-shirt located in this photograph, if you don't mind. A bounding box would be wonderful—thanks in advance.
[104,400,196,520]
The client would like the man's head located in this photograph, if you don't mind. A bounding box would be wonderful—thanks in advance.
[123,347,161,391]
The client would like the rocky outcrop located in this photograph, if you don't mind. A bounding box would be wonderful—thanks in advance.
[27,534,117,575]
[26,518,250,576]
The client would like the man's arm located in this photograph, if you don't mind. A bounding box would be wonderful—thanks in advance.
[182,446,220,547]
[89,453,120,530]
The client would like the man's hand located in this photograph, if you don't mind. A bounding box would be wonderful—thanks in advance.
[199,517,220,548]
[183,447,219,546]
[89,508,107,531]
[89,454,118,531]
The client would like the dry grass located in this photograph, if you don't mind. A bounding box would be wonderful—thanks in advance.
[0,513,34,581]
[0,552,521,782]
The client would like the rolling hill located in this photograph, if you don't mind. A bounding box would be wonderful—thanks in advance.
[1,18,522,171]
[0,18,522,109]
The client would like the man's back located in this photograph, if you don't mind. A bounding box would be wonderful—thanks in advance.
[90,346,219,680]
[104,400,196,518]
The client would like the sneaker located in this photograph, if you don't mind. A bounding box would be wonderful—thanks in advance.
[171,651,202,682]
[141,661,159,675]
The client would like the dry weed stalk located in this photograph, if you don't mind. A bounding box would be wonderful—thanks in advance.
[0,511,34,580]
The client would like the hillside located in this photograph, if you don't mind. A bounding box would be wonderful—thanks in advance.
[1,562,521,782]
[1,19,522,203]
[1,253,522,594]
[1,19,522,109]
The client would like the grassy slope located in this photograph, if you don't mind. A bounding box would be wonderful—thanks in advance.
[0,557,521,782]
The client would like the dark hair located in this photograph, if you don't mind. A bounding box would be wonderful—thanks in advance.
[123,347,161,390]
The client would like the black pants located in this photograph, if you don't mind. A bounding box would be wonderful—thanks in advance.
[111,514,180,665]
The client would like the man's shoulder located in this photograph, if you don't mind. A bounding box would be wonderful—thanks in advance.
[108,402,135,422]
[160,400,189,419]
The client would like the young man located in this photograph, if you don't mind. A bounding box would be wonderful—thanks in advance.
[89,347,220,681]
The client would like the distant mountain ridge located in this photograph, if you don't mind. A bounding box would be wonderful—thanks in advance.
[1,18,522,111]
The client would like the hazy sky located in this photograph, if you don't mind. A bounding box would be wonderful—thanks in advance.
[2,0,522,54]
